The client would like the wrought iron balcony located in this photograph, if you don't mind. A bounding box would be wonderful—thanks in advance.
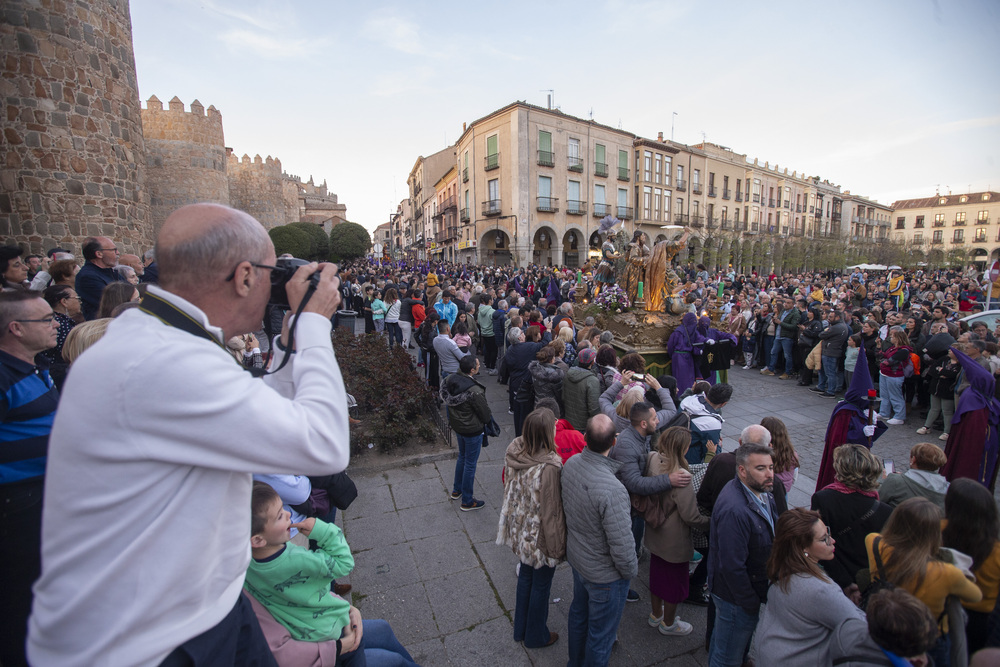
[792,229,804,237]
[954,219,966,226]
[484,153,500,171]
[914,222,925,228]
[974,236,988,243]
[675,213,690,224]
[796,204,803,212]
[414,207,423,219]
[482,199,501,216]
[783,200,790,209]
[768,198,776,207]
[675,179,687,191]
[463,167,468,183]
[933,221,945,228]
[752,194,760,203]
[832,212,842,223]
[931,238,943,244]
[708,186,717,197]
[616,205,633,220]
[441,195,457,211]
[567,155,583,172]
[537,150,554,167]
[460,208,470,222]
[692,183,703,195]
[618,166,630,181]
[536,196,559,213]
[593,203,611,217]
[979,216,991,224]
[594,162,608,178]
[722,189,731,200]
[567,200,587,215]
[447,226,458,240]
[707,216,718,229]
[735,192,743,202]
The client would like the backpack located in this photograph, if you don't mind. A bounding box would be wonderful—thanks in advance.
[909,352,921,376]
[658,409,692,433]
[859,536,896,611]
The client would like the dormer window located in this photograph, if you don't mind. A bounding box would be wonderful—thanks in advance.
[960,196,968,203]
[939,197,947,204]
[984,194,992,201]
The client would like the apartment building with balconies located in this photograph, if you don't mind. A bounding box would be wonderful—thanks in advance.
[407,145,456,260]
[844,193,892,243]
[432,167,459,261]
[454,101,635,266]
[891,191,1000,265]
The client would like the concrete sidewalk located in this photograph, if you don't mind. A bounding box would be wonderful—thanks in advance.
[337,355,937,666]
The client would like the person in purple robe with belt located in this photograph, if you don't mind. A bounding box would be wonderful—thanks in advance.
[667,312,705,393]
[942,346,1000,491]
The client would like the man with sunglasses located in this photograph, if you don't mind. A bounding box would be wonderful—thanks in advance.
[0,291,60,666]
[75,236,124,320]
[29,204,350,667]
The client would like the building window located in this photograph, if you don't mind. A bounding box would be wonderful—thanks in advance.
[538,130,553,167]
[568,138,582,171]
[595,144,607,177]
[984,194,991,201]
[644,186,653,220]
[976,227,987,242]
[939,197,947,205]
[676,198,684,222]
[594,183,606,209]
[932,230,943,243]
[955,212,967,224]
[914,232,922,243]
[644,151,652,181]
[979,210,990,221]
[537,175,553,212]
[752,178,762,203]
[677,165,684,187]
[654,154,661,184]
[953,229,964,243]
[663,157,671,186]
[960,196,968,203]
[935,213,945,224]
[693,169,700,187]
[896,216,905,230]
[915,215,924,228]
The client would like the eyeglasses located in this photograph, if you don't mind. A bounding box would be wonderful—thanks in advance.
[98,247,120,254]
[16,315,57,324]
[224,262,278,282]
[815,528,833,546]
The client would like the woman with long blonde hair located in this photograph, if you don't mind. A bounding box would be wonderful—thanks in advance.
[760,416,799,494]
[641,426,708,636]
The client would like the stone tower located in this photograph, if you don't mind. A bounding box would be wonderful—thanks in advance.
[227,152,291,229]
[0,0,153,254]
[142,95,229,233]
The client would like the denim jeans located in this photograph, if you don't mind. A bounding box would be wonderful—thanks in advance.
[337,619,419,667]
[879,373,906,421]
[567,568,629,667]
[513,562,555,647]
[452,432,483,505]
[768,337,794,374]
[385,321,402,348]
[817,354,842,394]
[761,334,775,368]
[708,594,759,667]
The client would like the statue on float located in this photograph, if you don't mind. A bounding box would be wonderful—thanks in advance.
[592,216,622,296]
[645,226,691,313]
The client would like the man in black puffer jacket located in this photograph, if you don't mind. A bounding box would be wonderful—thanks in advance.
[441,355,492,511]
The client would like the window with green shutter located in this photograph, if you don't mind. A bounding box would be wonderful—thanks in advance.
[538,131,553,167]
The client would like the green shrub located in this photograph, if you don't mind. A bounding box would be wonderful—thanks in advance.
[331,327,439,452]
[329,222,371,262]
[287,222,329,261]
[269,225,313,258]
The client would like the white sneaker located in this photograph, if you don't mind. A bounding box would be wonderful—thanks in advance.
[742,365,751,370]
[940,432,949,441]
[647,613,663,627]
[916,427,931,435]
[887,418,905,425]
[658,617,693,636]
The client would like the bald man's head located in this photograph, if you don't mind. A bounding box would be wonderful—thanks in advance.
[585,414,617,454]
[156,204,272,292]
[740,424,772,447]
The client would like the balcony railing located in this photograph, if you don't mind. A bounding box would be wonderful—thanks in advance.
[721,218,731,230]
[593,203,611,217]
[567,155,583,172]
[482,199,501,216]
[537,150,554,167]
[675,179,687,191]
[768,198,776,207]
[735,192,743,202]
[954,219,966,226]
[414,207,423,219]
[933,221,945,228]
[567,200,587,215]
[675,213,689,224]
[692,183,703,195]
[783,200,790,209]
[707,216,718,229]
[796,204,803,212]
[462,167,468,183]
[447,226,458,240]
[980,216,991,224]
[594,162,608,178]
[708,186,717,197]
[748,223,759,234]
[536,196,559,213]
[722,188,731,200]
[441,195,457,211]
[460,207,470,222]
[931,238,943,244]
[951,236,964,244]
[832,212,842,223]
[974,236,988,243]
[616,205,633,220]
[753,194,760,203]
[792,229,805,237]
[618,166,630,181]
[484,153,500,171]
[690,215,704,228]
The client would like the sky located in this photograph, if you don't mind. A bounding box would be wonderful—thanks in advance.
[129,0,1000,233]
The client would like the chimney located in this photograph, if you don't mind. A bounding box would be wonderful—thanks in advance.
[657,131,664,142]
[547,94,552,110]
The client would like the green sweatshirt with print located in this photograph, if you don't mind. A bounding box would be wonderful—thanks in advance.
[244,519,355,641]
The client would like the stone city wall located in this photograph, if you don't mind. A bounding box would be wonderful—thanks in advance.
[227,152,286,229]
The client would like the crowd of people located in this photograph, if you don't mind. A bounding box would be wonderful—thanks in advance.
[3,214,1000,666]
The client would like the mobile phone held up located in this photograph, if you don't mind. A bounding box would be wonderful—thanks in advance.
[883,459,894,474]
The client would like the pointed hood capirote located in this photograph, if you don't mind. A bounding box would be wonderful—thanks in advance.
[844,339,876,409]
[951,346,1000,424]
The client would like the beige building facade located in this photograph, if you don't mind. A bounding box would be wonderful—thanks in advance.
[891,191,1000,266]
[406,146,455,261]
[455,102,635,266]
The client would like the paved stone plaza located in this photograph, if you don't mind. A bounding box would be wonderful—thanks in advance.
[337,363,933,666]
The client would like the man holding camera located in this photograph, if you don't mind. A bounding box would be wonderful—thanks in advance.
[29,204,351,666]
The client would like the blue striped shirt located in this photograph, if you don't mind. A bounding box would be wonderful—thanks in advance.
[0,349,59,484]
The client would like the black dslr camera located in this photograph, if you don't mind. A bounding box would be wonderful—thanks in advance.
[269,257,323,308]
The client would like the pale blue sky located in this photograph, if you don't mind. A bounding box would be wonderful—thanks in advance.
[131,0,1000,231]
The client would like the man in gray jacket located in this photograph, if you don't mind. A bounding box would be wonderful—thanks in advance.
[562,347,601,431]
[563,414,637,667]
[610,401,691,601]
[812,310,850,398]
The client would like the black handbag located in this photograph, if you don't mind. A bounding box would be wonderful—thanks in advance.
[485,416,501,437]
